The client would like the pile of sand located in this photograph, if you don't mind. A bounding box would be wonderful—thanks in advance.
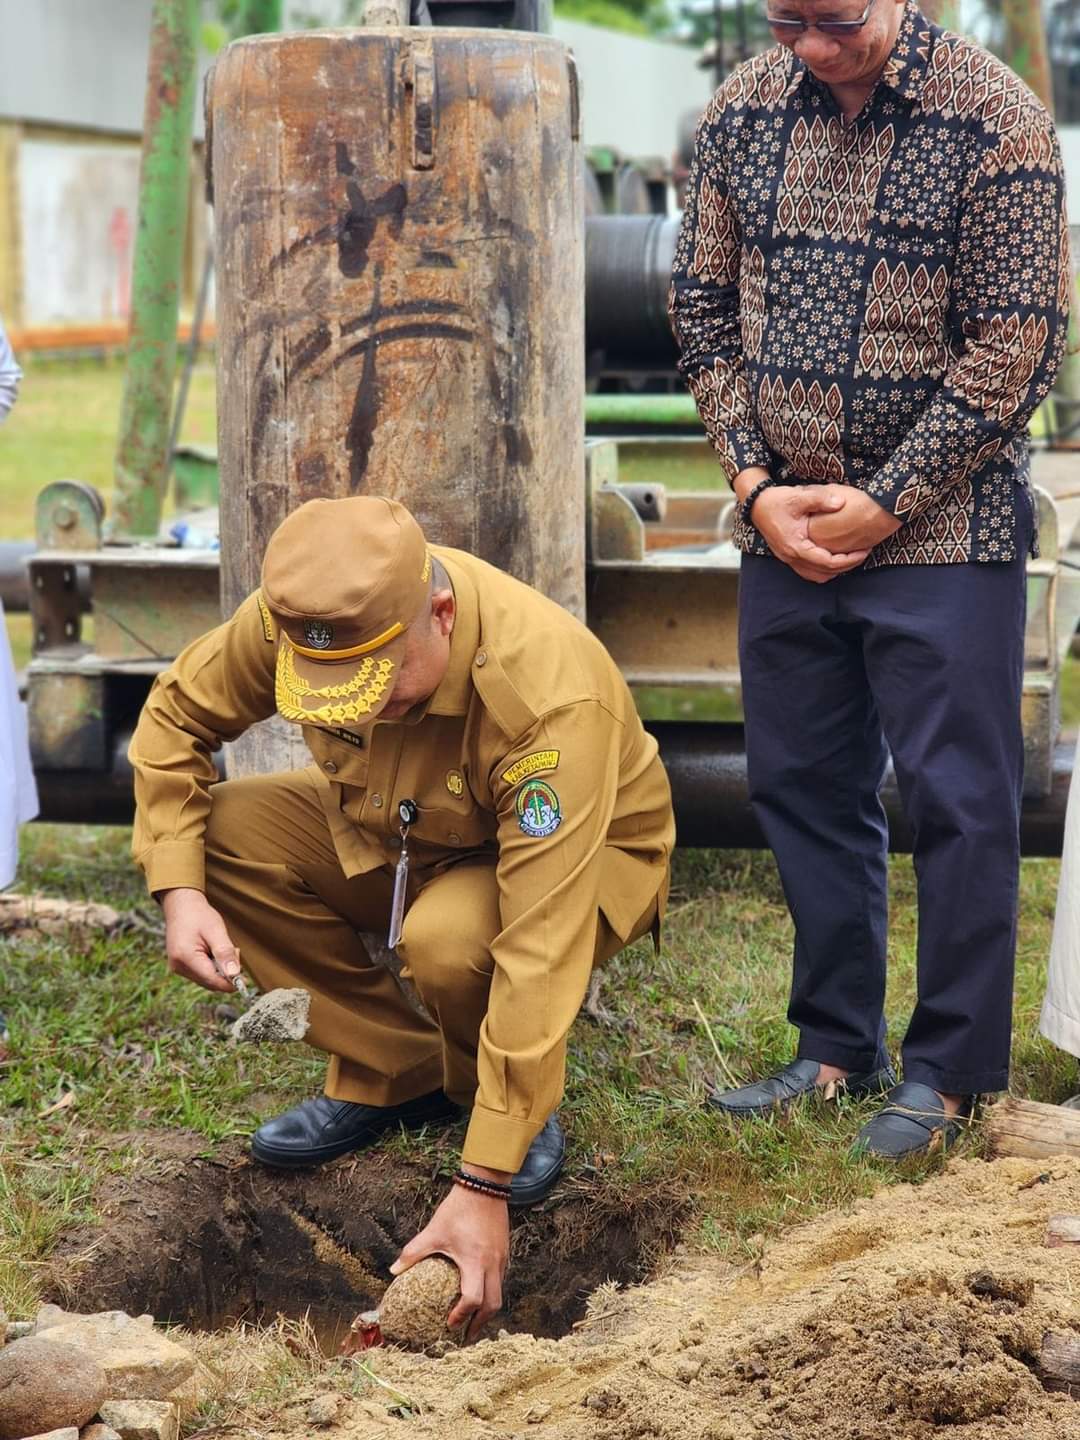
[256,1157,1080,1439]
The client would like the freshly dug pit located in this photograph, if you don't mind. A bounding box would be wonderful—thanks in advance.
[44,1139,683,1352]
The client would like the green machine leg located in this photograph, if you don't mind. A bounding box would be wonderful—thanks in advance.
[112,0,201,539]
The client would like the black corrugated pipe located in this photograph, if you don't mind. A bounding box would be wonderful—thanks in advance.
[32,723,1074,858]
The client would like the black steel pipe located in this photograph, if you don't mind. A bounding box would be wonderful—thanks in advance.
[33,723,1074,858]
[650,722,1076,859]
[1,542,92,614]
[585,215,680,370]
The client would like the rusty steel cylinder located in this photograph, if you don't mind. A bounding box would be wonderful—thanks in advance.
[209,28,585,635]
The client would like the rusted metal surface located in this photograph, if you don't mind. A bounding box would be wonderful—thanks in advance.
[112,0,200,538]
[28,671,107,771]
[88,551,221,662]
[209,29,584,777]
[35,481,104,552]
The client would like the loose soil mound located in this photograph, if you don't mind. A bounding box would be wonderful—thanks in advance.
[240,1157,1080,1439]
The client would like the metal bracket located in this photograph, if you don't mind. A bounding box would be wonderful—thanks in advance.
[405,36,437,170]
[35,481,105,552]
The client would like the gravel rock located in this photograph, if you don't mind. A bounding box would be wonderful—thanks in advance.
[20,1429,80,1440]
[0,1336,108,1440]
[378,1256,461,1348]
[96,1400,179,1440]
[306,1393,342,1426]
[230,987,310,1044]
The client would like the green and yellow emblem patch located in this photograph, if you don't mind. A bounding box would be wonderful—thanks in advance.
[516,778,562,838]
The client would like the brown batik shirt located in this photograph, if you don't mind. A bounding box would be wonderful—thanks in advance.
[669,2,1073,566]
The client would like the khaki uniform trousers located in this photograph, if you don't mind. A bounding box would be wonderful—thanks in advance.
[204,768,656,1110]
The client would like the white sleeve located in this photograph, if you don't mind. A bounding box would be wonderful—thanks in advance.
[0,321,22,422]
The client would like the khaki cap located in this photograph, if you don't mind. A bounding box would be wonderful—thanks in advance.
[261,496,431,728]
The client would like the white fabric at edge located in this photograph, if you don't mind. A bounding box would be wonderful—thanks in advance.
[1041,740,1080,1058]
[0,598,39,889]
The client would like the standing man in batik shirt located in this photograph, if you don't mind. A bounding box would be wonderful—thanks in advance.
[670,0,1071,1157]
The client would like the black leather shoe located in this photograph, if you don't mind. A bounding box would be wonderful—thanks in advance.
[707,1057,897,1118]
[510,1115,565,1206]
[853,1082,975,1160]
[251,1090,460,1169]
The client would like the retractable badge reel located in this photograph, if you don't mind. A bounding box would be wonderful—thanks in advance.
[388,798,418,948]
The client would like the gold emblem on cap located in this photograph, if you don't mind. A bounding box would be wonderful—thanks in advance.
[446,770,464,797]
[275,644,394,726]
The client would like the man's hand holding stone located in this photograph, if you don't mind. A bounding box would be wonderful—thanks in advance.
[160,887,244,993]
[391,1171,510,1339]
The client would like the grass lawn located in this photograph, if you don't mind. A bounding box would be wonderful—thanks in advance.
[0,823,1073,1333]
[0,363,1077,1391]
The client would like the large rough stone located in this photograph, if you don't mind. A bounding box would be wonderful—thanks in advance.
[96,1400,179,1440]
[0,1336,108,1440]
[31,1308,194,1399]
[378,1256,461,1348]
[21,1430,80,1440]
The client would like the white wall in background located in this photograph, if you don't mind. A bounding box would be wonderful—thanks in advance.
[18,140,141,327]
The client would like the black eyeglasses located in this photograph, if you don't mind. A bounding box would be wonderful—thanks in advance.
[766,0,879,37]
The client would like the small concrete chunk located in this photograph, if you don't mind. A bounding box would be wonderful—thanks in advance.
[82,1427,123,1440]
[230,987,311,1044]
[21,1429,80,1440]
[96,1400,179,1440]
[31,1308,194,1400]
[0,1337,108,1440]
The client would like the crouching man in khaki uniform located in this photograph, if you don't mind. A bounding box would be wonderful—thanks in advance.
[129,495,674,1333]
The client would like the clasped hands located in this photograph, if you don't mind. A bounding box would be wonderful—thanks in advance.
[735,469,900,584]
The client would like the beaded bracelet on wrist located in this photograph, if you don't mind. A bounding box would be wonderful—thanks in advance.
[453,1169,512,1200]
[739,475,774,527]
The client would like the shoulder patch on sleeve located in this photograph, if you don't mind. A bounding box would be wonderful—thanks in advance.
[516,779,562,837]
[501,749,560,786]
[256,592,276,643]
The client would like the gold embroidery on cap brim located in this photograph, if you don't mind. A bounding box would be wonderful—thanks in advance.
[275,645,395,725]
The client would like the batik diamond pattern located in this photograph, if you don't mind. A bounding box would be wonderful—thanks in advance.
[866,480,974,566]
[668,2,1071,567]
[775,116,896,243]
[757,376,845,481]
[953,312,1050,423]
[691,174,739,284]
[856,260,951,381]
[740,246,767,360]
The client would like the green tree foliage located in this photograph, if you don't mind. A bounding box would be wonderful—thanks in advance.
[554,0,668,36]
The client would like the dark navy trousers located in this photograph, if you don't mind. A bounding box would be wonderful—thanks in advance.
[738,524,1030,1095]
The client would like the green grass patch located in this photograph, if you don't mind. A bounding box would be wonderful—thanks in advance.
[0,357,217,542]
[0,824,1072,1321]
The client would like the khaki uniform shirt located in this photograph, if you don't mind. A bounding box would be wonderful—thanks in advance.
[130,547,675,1168]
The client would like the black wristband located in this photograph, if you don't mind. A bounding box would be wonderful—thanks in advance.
[739,475,774,527]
